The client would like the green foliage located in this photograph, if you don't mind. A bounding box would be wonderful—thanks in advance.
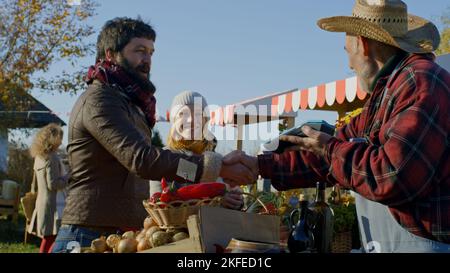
[278,119,289,133]
[246,191,283,215]
[151,129,164,148]
[0,170,7,181]
[330,203,357,234]
[436,7,450,56]
[0,211,40,253]
[6,138,33,194]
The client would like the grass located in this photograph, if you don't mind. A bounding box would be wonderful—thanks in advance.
[0,209,41,253]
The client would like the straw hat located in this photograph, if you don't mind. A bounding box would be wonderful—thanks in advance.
[317,0,440,53]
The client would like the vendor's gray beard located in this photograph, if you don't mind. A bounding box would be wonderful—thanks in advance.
[356,60,378,94]
[116,54,155,92]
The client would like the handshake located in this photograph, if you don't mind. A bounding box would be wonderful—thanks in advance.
[219,150,259,187]
[216,122,335,187]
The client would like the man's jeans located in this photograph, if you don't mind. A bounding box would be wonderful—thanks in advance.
[51,225,101,253]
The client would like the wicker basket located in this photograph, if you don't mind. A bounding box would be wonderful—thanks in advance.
[142,197,222,229]
[331,231,352,253]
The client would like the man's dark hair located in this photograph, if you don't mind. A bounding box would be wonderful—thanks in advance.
[96,17,156,61]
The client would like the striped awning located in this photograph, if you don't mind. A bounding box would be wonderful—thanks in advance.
[271,76,367,116]
[160,53,450,127]
[207,76,367,126]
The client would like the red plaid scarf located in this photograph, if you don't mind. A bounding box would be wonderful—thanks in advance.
[85,60,157,128]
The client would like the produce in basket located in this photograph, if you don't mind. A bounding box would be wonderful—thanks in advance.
[246,191,283,215]
[157,178,228,203]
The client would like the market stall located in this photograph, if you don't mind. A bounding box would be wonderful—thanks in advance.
[102,53,449,254]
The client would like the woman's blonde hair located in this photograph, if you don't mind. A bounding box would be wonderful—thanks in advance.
[166,113,215,155]
[30,123,64,159]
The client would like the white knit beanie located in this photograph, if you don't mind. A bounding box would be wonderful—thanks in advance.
[169,91,209,123]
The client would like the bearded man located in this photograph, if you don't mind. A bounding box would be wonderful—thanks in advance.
[52,18,254,253]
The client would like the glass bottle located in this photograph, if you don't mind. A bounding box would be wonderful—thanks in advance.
[307,181,334,253]
[287,196,313,253]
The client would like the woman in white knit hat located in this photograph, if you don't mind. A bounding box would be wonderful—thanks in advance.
[149,91,244,210]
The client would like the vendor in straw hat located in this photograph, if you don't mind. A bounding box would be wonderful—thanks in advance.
[227,0,450,252]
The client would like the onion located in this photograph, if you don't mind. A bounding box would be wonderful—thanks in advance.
[90,237,107,253]
[121,231,136,240]
[136,230,146,242]
[145,226,161,240]
[143,217,157,229]
[106,234,121,250]
[117,238,138,253]
[137,238,152,252]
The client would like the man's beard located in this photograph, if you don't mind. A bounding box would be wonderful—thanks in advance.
[356,59,378,94]
[116,54,156,93]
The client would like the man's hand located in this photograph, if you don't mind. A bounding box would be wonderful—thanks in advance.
[221,150,259,186]
[279,126,333,157]
[222,186,244,210]
[220,157,255,186]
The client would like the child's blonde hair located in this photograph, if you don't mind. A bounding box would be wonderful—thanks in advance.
[30,123,63,159]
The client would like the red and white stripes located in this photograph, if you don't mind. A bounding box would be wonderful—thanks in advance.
[271,76,367,116]
[162,76,368,126]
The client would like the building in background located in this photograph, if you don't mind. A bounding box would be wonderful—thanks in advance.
[0,92,65,173]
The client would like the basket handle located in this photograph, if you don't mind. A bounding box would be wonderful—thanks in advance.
[241,192,269,214]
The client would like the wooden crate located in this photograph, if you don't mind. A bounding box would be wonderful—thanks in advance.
[0,189,20,224]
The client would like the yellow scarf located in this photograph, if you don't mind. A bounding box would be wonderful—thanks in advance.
[167,131,214,155]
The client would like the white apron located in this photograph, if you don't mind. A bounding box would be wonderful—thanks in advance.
[354,192,450,253]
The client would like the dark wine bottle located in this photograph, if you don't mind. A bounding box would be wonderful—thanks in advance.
[287,197,313,253]
[307,181,334,253]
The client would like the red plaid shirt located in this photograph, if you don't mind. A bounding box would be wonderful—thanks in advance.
[258,53,450,243]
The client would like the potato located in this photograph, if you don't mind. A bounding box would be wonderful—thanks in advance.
[151,231,172,247]
[166,228,186,237]
[172,232,189,242]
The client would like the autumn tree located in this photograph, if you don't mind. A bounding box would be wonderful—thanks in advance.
[0,0,97,110]
[436,7,450,56]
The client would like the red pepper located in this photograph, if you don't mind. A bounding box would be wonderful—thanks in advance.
[159,178,227,202]
[161,178,168,189]
[175,182,227,201]
[149,192,162,203]
[160,178,177,203]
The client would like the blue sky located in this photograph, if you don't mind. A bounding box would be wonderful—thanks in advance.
[25,0,449,154]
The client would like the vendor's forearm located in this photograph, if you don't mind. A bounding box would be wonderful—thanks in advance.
[257,150,329,190]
